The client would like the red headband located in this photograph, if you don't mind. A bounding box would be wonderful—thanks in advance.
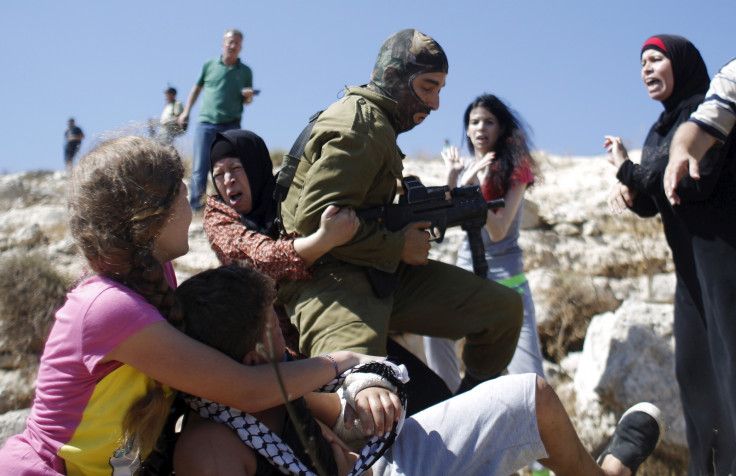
[642,37,667,53]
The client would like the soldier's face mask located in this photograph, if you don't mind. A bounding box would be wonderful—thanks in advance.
[371,29,448,133]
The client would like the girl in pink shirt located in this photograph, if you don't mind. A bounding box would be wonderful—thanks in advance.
[0,136,376,475]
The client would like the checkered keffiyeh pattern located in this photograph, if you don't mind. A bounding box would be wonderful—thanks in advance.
[185,361,408,476]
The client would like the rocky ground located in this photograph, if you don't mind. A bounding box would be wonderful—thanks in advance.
[0,150,687,474]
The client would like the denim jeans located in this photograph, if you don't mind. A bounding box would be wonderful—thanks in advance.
[190,121,239,209]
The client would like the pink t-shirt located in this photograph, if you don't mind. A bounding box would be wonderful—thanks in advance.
[0,263,176,475]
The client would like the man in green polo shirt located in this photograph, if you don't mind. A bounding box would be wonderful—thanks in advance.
[179,28,257,211]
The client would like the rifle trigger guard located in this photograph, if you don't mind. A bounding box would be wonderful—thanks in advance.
[430,226,446,243]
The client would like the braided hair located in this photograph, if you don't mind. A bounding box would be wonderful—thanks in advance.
[68,135,185,458]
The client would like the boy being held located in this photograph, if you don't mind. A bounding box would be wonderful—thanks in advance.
[174,265,402,476]
[173,265,665,476]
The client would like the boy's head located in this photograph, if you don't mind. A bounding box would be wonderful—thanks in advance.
[176,264,282,363]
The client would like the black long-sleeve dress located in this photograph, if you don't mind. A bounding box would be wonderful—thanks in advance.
[617,92,736,474]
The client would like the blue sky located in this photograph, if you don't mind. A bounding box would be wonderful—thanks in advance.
[1,0,735,174]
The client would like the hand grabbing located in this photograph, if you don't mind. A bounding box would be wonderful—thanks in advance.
[344,387,402,438]
[664,154,700,206]
[318,205,359,248]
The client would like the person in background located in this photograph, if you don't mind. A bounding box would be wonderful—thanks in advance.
[605,34,736,475]
[0,135,375,475]
[63,118,84,172]
[423,94,545,393]
[178,28,256,211]
[156,86,184,145]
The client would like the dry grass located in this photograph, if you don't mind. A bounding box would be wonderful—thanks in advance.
[0,251,71,367]
[537,272,619,363]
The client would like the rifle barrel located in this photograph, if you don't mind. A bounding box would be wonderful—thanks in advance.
[486,198,505,209]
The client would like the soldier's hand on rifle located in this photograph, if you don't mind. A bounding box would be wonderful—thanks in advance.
[400,221,432,265]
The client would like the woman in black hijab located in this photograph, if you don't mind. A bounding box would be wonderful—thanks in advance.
[605,35,736,475]
[209,129,279,236]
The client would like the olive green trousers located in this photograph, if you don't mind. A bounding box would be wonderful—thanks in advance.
[279,259,523,379]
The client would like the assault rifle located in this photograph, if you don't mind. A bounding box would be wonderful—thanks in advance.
[358,176,504,278]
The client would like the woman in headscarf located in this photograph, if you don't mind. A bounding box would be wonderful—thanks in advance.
[605,34,736,475]
[204,129,358,278]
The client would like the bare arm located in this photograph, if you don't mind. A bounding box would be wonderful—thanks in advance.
[664,121,718,205]
[178,85,202,128]
[105,321,373,413]
[484,183,526,241]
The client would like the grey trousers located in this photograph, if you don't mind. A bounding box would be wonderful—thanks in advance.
[372,373,548,475]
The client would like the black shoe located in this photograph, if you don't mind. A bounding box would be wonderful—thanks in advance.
[597,402,665,475]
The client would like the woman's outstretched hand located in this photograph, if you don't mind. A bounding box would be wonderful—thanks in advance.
[442,145,464,174]
[603,135,630,168]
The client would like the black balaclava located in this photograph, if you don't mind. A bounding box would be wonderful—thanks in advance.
[209,130,278,237]
[370,29,448,134]
[641,34,709,113]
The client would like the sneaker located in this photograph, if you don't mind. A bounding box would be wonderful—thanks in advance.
[597,402,665,475]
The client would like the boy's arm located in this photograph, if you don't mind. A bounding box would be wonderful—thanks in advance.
[304,392,342,427]
[306,386,402,440]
